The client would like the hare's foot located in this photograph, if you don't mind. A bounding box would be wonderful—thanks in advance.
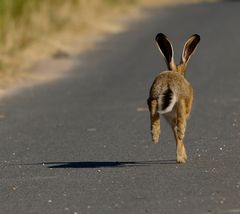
[177,143,187,163]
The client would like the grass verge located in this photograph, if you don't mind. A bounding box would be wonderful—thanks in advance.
[0,0,140,88]
[0,0,214,90]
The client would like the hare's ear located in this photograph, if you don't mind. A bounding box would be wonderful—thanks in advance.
[155,33,176,71]
[181,34,200,65]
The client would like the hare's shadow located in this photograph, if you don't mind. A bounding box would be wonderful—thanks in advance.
[43,160,176,169]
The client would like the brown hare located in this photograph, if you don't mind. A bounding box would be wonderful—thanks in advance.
[147,33,200,163]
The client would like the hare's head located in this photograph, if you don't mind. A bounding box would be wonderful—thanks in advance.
[155,33,200,75]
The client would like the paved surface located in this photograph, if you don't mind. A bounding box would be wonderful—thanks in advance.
[1,1,240,214]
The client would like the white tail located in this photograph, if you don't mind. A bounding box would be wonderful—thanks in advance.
[158,87,177,114]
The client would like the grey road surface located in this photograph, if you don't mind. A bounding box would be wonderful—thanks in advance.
[1,1,240,214]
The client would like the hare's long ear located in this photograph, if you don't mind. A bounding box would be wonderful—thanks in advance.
[181,34,200,66]
[155,33,176,71]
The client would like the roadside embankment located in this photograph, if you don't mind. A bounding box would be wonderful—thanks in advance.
[0,0,214,93]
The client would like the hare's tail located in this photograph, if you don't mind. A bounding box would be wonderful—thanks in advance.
[158,87,177,114]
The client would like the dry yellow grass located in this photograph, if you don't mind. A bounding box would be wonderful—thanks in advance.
[0,0,139,88]
[0,0,215,90]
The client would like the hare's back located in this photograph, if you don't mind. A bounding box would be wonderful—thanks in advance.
[151,71,191,98]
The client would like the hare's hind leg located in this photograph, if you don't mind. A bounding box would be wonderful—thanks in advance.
[174,99,188,163]
[147,98,160,144]
[164,107,186,163]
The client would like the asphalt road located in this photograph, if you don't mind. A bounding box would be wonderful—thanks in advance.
[1,1,240,214]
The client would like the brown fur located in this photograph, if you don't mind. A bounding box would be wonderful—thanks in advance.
[148,33,200,163]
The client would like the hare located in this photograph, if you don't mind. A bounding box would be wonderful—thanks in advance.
[147,33,200,163]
